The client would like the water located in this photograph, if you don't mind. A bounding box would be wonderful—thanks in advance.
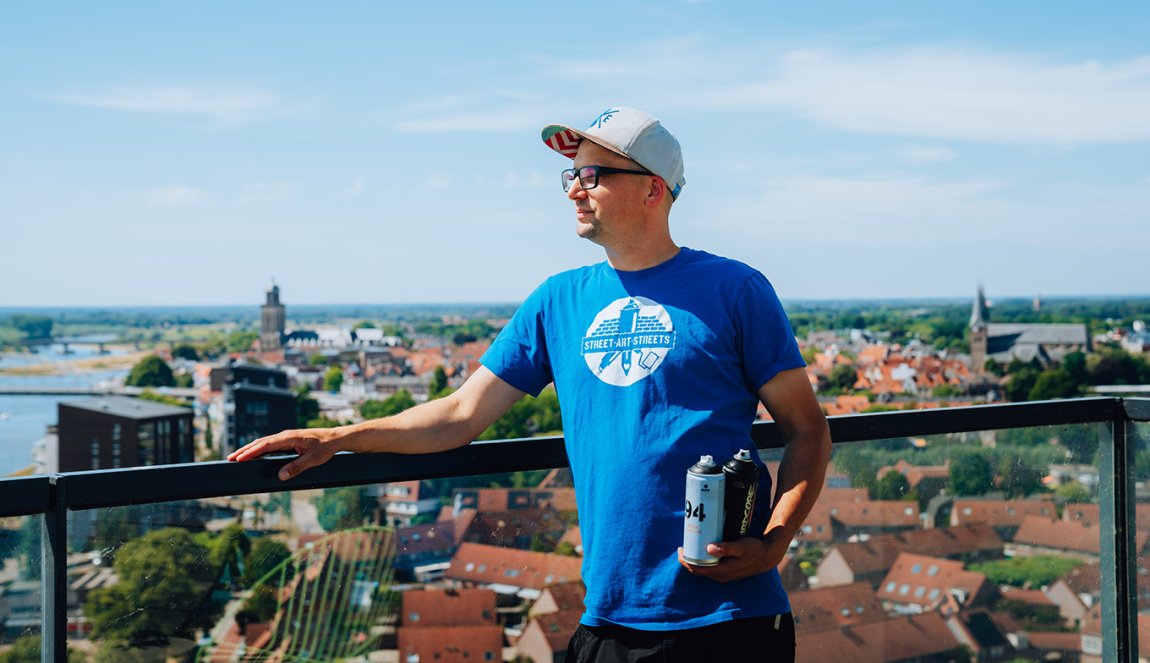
[0,347,129,476]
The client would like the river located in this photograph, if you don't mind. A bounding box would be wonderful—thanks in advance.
[0,345,129,475]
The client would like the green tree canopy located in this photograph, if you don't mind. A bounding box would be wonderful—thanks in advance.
[171,344,200,361]
[429,365,449,398]
[827,363,858,392]
[11,314,53,339]
[85,528,216,645]
[950,453,994,496]
[323,365,344,392]
[874,471,912,500]
[314,486,371,532]
[243,537,293,587]
[360,389,416,419]
[126,355,176,388]
[1028,369,1079,401]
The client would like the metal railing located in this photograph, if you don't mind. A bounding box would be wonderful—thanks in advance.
[1,397,1146,662]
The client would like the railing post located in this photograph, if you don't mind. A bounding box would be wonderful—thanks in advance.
[41,474,68,663]
[1099,412,1137,662]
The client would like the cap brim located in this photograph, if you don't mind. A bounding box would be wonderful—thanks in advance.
[541,124,633,163]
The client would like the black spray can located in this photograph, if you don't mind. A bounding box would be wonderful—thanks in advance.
[722,449,762,541]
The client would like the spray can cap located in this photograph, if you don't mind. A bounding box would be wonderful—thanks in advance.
[698,455,715,466]
[735,449,752,462]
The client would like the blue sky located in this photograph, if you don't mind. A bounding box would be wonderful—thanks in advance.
[2,2,1148,307]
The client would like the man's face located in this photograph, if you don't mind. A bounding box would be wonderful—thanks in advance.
[567,141,651,245]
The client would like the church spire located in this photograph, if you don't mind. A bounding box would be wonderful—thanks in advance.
[970,284,989,330]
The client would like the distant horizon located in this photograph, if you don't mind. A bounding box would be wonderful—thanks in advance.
[3,291,1149,314]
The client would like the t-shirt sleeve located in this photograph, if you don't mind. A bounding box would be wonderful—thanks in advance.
[480,281,554,397]
[735,271,806,391]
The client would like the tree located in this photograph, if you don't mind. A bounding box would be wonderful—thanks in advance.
[226,330,260,353]
[11,314,53,339]
[360,389,416,419]
[243,537,292,587]
[314,487,371,532]
[429,365,449,399]
[1055,481,1091,504]
[827,363,858,392]
[1028,369,1078,400]
[17,515,40,580]
[171,344,200,361]
[950,453,994,496]
[85,528,216,645]
[323,366,344,392]
[997,456,1043,498]
[126,355,176,388]
[1004,367,1040,402]
[874,471,911,500]
[1063,351,1088,383]
[296,387,321,428]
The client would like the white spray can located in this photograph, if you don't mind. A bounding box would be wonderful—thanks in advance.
[683,454,725,566]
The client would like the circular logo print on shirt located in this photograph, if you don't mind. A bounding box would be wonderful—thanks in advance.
[580,297,677,387]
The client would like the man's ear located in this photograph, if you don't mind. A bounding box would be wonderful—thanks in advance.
[645,176,668,209]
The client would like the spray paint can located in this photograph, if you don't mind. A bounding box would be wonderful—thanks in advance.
[722,449,763,541]
[683,455,725,566]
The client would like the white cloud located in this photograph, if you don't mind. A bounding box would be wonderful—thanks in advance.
[48,85,279,125]
[701,49,1150,144]
[349,177,365,194]
[423,174,450,191]
[898,146,957,164]
[149,186,208,206]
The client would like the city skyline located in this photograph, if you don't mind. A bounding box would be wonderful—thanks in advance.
[2,2,1148,306]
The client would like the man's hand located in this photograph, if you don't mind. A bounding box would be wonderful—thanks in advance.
[227,426,347,481]
[677,532,789,583]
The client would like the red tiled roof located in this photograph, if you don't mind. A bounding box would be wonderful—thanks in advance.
[523,608,583,653]
[795,613,962,662]
[789,582,887,632]
[825,524,1003,576]
[876,553,991,611]
[401,588,496,627]
[950,499,1057,528]
[397,625,503,663]
[447,542,582,590]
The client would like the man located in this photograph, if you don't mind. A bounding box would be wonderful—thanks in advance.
[229,107,831,662]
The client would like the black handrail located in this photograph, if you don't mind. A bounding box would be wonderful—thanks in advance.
[1,397,1145,663]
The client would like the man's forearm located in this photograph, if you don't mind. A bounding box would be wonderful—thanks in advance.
[337,392,486,455]
[764,424,832,546]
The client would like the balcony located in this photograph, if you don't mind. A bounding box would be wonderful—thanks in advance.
[1,397,1146,662]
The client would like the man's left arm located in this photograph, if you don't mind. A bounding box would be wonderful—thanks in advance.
[679,367,831,582]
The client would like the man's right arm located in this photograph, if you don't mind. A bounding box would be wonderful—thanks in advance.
[227,366,526,481]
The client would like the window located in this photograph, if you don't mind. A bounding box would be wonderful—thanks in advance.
[904,507,914,516]
[478,564,486,573]
[911,564,922,574]
[927,565,939,577]
[914,587,926,598]
[885,582,896,592]
[962,507,972,515]
[855,605,864,614]
[928,588,940,600]
[90,438,100,470]
[465,563,475,572]
[899,584,910,595]
[409,612,420,622]
[839,607,850,617]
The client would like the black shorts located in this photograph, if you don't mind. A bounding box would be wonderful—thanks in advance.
[566,613,796,663]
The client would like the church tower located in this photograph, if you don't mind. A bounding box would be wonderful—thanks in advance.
[969,284,990,372]
[260,281,286,351]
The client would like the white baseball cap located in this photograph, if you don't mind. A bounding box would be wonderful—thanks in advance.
[542,107,686,199]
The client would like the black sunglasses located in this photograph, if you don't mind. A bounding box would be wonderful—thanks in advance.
[561,165,653,192]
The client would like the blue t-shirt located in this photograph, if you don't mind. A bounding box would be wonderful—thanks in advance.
[480,247,805,630]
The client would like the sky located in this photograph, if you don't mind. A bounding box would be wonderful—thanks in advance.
[1,2,1148,307]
